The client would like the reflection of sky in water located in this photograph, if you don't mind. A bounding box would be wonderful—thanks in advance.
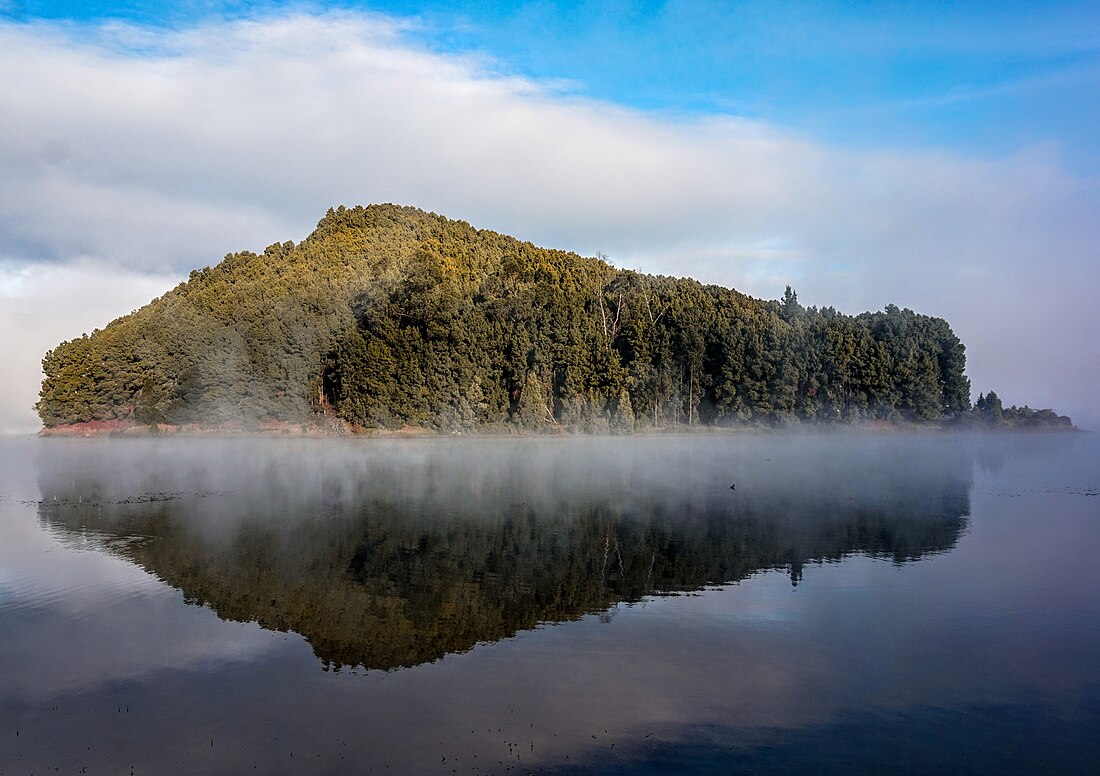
[0,433,1097,774]
[0,504,282,702]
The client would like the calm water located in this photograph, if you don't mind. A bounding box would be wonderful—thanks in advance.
[1,433,1097,774]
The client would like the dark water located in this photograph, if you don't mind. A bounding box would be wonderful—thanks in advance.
[0,433,1097,774]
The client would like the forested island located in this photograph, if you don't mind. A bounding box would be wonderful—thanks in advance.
[36,204,1072,433]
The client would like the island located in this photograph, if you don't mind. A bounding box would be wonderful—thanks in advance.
[36,204,1072,434]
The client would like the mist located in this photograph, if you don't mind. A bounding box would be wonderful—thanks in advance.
[31,432,974,672]
[4,431,1098,774]
[34,433,974,539]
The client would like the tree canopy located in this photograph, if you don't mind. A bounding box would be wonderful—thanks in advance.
[38,204,976,431]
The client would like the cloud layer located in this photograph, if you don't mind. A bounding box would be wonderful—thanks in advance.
[1,12,1097,431]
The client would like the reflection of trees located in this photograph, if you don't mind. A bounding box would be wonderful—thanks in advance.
[37,438,971,672]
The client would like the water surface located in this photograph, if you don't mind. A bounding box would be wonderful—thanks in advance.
[1,433,1097,774]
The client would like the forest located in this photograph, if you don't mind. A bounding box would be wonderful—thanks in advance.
[36,203,1037,432]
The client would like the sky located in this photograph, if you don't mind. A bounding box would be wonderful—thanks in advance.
[1,0,1098,432]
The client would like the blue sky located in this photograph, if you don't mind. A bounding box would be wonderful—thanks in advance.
[1,1,1098,431]
[6,0,1100,168]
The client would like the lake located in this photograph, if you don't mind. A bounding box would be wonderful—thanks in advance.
[1,432,1098,774]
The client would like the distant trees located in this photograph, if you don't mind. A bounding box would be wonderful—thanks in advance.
[38,204,984,432]
[966,390,1073,430]
[975,390,1004,424]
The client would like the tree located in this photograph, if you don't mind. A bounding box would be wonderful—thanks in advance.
[977,390,1003,424]
[779,285,804,322]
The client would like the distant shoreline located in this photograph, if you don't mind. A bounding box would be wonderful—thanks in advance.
[37,417,1080,438]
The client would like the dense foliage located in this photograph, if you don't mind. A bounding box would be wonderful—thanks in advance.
[38,204,973,430]
[957,390,1074,430]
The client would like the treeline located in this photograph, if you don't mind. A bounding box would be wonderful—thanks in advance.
[955,390,1074,430]
[38,204,973,431]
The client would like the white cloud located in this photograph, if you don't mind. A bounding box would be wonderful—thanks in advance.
[0,261,180,433]
[0,13,1097,429]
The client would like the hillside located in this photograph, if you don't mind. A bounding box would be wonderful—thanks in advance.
[37,204,975,431]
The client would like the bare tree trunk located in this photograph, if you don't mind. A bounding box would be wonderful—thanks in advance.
[689,364,694,426]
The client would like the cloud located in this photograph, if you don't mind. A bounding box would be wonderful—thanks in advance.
[0,261,180,433]
[0,12,1097,429]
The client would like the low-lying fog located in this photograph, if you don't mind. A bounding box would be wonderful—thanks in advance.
[30,432,976,524]
[10,432,987,673]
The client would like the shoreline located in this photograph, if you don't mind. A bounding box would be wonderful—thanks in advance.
[36,418,1081,438]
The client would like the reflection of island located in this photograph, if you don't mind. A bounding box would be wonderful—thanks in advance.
[37,437,971,672]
